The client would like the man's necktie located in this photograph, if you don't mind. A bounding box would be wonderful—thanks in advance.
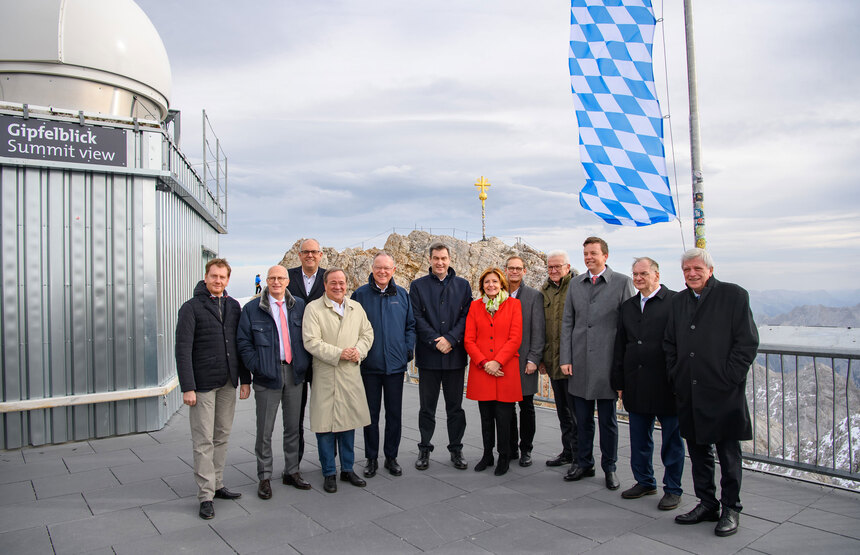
[276,301,292,363]
[591,276,598,285]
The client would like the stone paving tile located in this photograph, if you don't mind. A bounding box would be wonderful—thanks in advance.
[470,516,598,554]
[585,481,688,520]
[741,490,805,523]
[83,477,178,514]
[0,492,92,533]
[505,467,601,505]
[810,488,860,519]
[747,521,860,554]
[20,442,95,462]
[142,495,249,534]
[129,439,188,461]
[0,449,24,464]
[210,507,327,553]
[63,448,141,473]
[445,484,554,526]
[373,501,493,551]
[742,472,829,506]
[88,433,159,453]
[113,522,236,554]
[289,521,420,554]
[533,496,654,543]
[0,457,69,484]
[231,475,322,514]
[162,465,254,499]
[635,510,766,555]
[583,531,693,554]
[110,456,191,484]
[47,507,159,554]
[33,467,119,499]
[291,480,401,531]
[788,506,860,540]
[368,472,466,510]
[417,460,518,492]
[0,525,54,555]
[0,480,36,506]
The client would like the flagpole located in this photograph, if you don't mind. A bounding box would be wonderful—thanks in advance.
[684,0,705,249]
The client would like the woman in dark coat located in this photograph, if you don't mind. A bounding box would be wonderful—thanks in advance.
[464,267,523,475]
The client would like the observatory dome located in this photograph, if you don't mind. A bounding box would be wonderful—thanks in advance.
[0,0,172,121]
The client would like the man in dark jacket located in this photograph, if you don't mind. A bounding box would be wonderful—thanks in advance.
[286,237,328,463]
[410,242,472,470]
[611,257,683,511]
[504,256,545,467]
[351,252,416,478]
[664,248,759,537]
[237,265,313,500]
[176,258,251,520]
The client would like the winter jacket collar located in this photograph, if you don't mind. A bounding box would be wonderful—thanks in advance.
[259,286,297,315]
[367,273,399,296]
[542,271,573,292]
[427,266,457,283]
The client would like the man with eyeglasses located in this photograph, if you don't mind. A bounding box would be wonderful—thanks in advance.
[351,252,416,478]
[504,256,545,467]
[237,265,313,499]
[287,238,328,462]
[540,250,578,468]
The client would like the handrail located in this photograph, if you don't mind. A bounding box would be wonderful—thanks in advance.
[0,376,179,413]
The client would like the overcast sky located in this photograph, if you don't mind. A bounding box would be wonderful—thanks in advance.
[136,0,860,296]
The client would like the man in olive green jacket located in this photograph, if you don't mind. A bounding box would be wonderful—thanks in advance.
[540,250,578,467]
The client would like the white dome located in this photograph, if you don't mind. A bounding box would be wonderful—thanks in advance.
[0,0,172,121]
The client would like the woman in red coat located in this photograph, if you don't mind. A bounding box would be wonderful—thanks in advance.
[465,267,523,475]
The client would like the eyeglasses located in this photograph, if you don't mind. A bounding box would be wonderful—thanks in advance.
[372,266,394,271]
[547,264,566,271]
[300,250,321,255]
[267,277,288,282]
[505,266,524,272]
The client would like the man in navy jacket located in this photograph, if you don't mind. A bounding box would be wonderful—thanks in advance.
[176,258,251,520]
[351,252,416,478]
[409,242,472,470]
[238,265,312,500]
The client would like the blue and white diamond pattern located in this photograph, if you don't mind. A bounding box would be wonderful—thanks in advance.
[569,0,676,226]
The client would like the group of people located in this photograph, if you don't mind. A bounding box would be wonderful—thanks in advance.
[175,236,758,539]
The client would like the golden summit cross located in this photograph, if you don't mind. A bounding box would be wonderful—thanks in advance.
[474,176,490,241]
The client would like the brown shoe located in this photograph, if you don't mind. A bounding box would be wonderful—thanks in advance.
[257,479,272,500]
[283,472,312,490]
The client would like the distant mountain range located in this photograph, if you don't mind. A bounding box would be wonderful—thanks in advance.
[749,289,860,326]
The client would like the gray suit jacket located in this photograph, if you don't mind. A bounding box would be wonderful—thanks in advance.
[514,284,546,396]
[560,265,635,400]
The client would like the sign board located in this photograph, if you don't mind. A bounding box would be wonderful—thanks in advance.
[0,114,127,167]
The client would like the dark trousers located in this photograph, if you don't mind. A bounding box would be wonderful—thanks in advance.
[686,439,743,511]
[628,412,684,495]
[571,394,618,472]
[478,400,515,457]
[550,377,577,457]
[298,381,308,462]
[509,394,535,454]
[417,367,466,453]
[362,372,404,460]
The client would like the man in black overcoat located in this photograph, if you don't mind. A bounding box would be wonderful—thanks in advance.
[664,248,759,537]
[612,257,684,511]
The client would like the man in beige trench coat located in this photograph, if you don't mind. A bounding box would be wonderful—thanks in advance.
[303,268,374,493]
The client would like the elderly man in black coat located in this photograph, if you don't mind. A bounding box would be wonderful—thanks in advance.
[612,257,684,511]
[664,248,759,537]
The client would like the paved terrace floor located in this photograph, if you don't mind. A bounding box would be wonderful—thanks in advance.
[2,383,859,554]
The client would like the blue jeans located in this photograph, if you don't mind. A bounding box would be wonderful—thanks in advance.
[316,430,355,476]
[628,412,684,495]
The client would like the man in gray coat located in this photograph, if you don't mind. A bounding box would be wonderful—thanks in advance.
[504,256,545,467]
[560,237,635,490]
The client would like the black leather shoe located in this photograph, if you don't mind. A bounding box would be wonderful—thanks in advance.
[474,454,494,472]
[621,483,657,499]
[494,456,510,476]
[450,450,468,470]
[323,474,337,493]
[715,507,740,537]
[283,472,312,490]
[546,453,573,467]
[675,503,721,525]
[364,458,378,478]
[340,470,367,487]
[384,458,402,476]
[519,451,532,467]
[257,479,272,500]
[214,487,241,500]
[563,465,595,482]
[605,471,620,490]
[199,500,214,519]
[415,449,430,470]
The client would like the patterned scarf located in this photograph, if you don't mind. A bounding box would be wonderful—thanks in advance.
[482,290,508,315]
